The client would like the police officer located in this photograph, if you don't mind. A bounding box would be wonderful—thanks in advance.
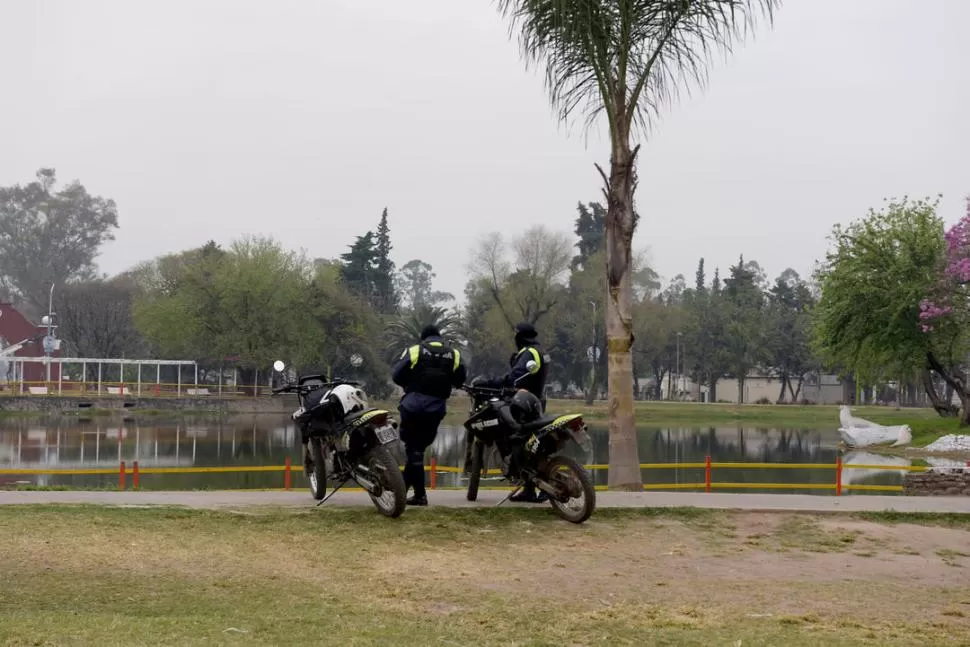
[474,321,550,503]
[391,324,466,506]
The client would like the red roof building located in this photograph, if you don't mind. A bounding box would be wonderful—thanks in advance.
[0,303,62,384]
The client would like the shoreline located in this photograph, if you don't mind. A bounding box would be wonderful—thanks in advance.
[1,397,968,455]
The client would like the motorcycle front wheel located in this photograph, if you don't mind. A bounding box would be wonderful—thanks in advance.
[466,440,485,502]
[543,455,596,524]
[364,446,406,518]
[306,437,327,500]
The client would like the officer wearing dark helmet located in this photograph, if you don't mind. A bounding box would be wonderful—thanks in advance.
[473,321,551,502]
[504,322,549,409]
[392,324,466,506]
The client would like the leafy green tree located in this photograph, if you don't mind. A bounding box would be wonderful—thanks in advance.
[572,201,607,269]
[496,0,778,490]
[682,262,731,402]
[723,255,768,403]
[0,168,119,315]
[813,196,962,418]
[765,269,816,402]
[340,231,379,302]
[460,277,518,378]
[133,237,312,385]
[56,277,147,360]
[468,227,572,329]
[396,259,454,311]
[633,296,685,400]
[300,261,390,397]
[130,242,228,363]
[554,249,606,403]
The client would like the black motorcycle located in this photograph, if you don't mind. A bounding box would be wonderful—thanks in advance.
[272,361,406,518]
[462,383,596,524]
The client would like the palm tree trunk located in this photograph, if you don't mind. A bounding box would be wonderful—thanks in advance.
[602,142,642,491]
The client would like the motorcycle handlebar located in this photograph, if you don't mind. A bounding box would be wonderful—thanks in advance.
[462,383,513,398]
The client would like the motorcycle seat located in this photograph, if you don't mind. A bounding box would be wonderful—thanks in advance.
[519,415,558,433]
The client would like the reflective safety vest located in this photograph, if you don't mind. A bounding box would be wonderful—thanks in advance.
[512,345,549,402]
[404,340,461,399]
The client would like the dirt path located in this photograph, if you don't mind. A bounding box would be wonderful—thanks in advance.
[2,488,970,513]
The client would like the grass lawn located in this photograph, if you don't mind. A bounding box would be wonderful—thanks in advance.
[1,505,969,645]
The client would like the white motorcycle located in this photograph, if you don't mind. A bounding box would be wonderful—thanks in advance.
[272,361,406,518]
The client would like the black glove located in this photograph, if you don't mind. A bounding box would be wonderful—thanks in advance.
[471,375,503,389]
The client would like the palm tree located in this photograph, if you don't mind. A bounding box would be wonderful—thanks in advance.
[384,304,463,360]
[496,0,778,490]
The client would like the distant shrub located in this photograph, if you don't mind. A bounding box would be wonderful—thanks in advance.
[755,397,772,405]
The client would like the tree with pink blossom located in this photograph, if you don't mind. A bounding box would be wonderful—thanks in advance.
[914,197,970,422]
[919,197,970,331]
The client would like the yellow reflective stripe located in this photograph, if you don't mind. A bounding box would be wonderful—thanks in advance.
[526,347,541,368]
[408,345,419,368]
[453,348,461,372]
[428,341,442,347]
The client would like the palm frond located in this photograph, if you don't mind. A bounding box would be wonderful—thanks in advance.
[383,304,463,360]
[496,0,779,140]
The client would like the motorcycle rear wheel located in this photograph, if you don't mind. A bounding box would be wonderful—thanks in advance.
[544,455,595,524]
[306,437,327,501]
[466,440,485,502]
[365,446,406,518]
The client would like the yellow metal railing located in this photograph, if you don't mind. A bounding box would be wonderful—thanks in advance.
[0,456,942,495]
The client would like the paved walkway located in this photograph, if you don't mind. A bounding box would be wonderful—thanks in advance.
[1,490,969,514]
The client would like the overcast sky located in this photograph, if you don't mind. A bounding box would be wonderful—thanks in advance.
[2,0,968,299]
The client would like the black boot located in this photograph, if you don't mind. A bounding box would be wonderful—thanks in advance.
[510,483,547,503]
[406,493,428,506]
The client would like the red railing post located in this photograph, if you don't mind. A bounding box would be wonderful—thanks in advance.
[132,461,140,490]
[835,456,843,496]
[705,455,712,493]
[430,456,438,490]
[119,461,126,490]
[284,457,292,491]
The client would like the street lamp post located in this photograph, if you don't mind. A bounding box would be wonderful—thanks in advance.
[42,283,57,384]
[675,332,683,400]
[590,301,597,400]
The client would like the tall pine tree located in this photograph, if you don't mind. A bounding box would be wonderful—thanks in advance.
[340,231,378,300]
[572,201,607,269]
[373,208,398,314]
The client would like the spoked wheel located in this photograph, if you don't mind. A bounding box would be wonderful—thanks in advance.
[363,446,406,518]
[306,437,327,500]
[543,456,596,524]
[466,440,486,502]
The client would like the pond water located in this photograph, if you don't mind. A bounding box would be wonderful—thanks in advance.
[0,414,913,494]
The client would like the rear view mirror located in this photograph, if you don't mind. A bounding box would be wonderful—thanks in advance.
[273,360,285,373]
[526,360,539,374]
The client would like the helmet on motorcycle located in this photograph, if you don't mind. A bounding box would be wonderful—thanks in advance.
[329,384,368,417]
[509,389,542,424]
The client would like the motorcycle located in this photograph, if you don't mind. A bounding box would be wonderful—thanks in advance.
[461,362,596,524]
[271,360,407,518]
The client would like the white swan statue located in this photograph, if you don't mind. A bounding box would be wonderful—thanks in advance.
[838,405,912,448]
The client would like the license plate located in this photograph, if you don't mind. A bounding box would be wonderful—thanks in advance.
[374,426,397,444]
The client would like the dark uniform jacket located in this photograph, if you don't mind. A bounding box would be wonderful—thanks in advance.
[391,336,466,415]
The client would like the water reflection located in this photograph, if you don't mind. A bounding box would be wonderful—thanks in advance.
[0,415,924,494]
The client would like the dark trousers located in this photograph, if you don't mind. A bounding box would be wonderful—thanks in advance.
[399,408,445,497]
